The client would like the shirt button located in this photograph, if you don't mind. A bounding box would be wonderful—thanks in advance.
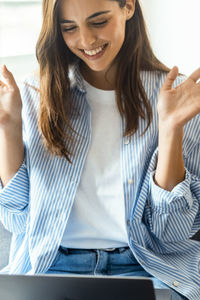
[128,179,134,184]
[127,219,130,226]
[173,281,179,287]
[124,137,130,145]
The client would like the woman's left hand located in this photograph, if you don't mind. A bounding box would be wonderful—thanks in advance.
[157,66,200,130]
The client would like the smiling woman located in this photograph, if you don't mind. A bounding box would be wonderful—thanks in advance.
[0,1,200,300]
[59,1,131,85]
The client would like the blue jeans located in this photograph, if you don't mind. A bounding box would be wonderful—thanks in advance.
[46,246,187,300]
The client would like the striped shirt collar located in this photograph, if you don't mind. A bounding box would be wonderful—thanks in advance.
[69,61,87,94]
[69,61,161,100]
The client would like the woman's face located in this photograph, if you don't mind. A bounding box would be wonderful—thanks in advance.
[59,0,134,73]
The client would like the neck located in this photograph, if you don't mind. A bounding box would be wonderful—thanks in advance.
[80,62,116,91]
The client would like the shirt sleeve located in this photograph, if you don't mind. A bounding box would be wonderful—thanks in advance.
[147,147,200,242]
[0,160,30,234]
[0,80,31,234]
[0,161,29,211]
[143,73,200,242]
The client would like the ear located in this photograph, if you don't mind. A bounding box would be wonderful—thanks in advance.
[125,0,136,20]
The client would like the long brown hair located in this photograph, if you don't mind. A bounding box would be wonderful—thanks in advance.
[36,0,169,162]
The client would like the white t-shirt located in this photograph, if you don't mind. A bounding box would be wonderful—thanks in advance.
[61,79,128,249]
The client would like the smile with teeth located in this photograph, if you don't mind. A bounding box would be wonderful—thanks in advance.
[83,44,107,56]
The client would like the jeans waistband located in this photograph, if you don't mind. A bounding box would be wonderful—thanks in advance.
[58,246,129,255]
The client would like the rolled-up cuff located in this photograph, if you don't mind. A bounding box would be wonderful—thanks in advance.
[149,168,193,213]
[0,162,29,212]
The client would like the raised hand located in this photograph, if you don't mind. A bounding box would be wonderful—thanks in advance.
[157,66,200,130]
[0,65,22,129]
[0,65,24,186]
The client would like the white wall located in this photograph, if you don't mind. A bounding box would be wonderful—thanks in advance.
[0,1,42,81]
[140,0,200,76]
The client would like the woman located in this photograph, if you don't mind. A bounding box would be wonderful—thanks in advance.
[0,0,200,299]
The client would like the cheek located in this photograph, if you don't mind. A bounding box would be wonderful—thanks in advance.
[108,20,126,45]
[62,34,74,50]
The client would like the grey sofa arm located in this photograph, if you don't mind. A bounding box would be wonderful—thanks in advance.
[0,222,12,270]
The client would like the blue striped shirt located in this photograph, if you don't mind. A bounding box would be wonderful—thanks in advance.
[0,64,200,300]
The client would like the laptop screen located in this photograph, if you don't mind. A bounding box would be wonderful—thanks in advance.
[0,274,157,300]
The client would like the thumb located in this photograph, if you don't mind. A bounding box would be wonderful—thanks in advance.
[162,66,179,91]
[0,65,18,89]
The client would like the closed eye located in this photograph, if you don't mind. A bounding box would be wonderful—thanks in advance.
[93,20,108,26]
[62,20,108,32]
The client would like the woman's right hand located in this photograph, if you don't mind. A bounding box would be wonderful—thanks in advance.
[0,65,22,129]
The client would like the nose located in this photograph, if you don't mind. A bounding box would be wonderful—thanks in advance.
[79,27,97,49]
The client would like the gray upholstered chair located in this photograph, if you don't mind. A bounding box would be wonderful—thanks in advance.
[191,230,200,241]
[0,222,12,270]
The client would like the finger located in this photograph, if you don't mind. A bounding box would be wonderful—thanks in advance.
[0,65,17,89]
[189,67,200,82]
[0,80,7,88]
[161,66,179,91]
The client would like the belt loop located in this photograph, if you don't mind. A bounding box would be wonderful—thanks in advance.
[118,246,129,253]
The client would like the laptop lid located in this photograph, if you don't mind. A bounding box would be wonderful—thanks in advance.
[0,274,156,300]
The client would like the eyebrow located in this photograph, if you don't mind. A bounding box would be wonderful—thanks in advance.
[60,10,111,24]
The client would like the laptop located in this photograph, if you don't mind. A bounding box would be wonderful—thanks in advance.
[0,274,171,300]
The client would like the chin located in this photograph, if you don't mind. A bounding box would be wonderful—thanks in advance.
[88,66,108,72]
[85,62,111,73]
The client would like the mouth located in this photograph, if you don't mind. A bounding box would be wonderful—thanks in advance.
[80,43,109,60]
